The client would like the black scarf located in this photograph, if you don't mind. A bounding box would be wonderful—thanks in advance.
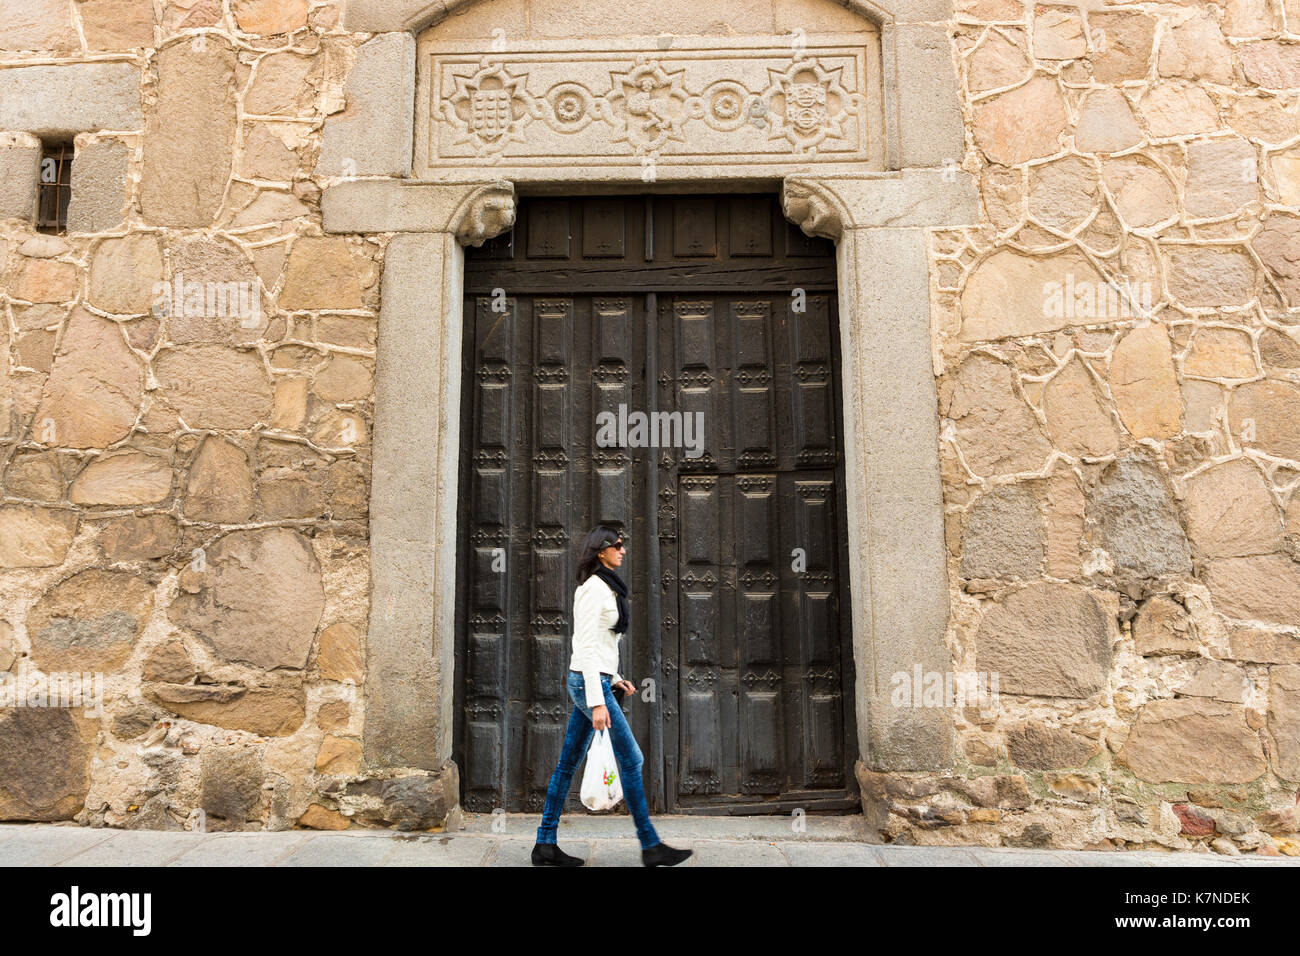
[593,566,630,634]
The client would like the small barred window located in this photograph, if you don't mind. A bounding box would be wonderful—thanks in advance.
[36,142,73,234]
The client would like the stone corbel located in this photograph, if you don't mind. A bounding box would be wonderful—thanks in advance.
[781,177,849,241]
[321,178,517,241]
[451,181,517,247]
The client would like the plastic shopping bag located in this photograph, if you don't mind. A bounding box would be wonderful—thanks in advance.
[580,729,624,811]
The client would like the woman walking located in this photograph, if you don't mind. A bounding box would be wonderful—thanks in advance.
[532,526,693,867]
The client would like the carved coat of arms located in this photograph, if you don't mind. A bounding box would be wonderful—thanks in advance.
[444,65,532,154]
[762,60,862,154]
[788,82,829,135]
[470,88,514,141]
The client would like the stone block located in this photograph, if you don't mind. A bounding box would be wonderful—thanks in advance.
[1227,627,1300,664]
[895,23,967,169]
[0,709,92,821]
[1103,156,1177,229]
[78,0,157,49]
[1034,5,1087,60]
[87,233,164,314]
[233,0,309,34]
[200,747,265,823]
[1119,698,1266,784]
[315,736,362,775]
[1164,245,1257,310]
[1252,214,1300,307]
[8,257,78,303]
[152,345,274,430]
[143,641,195,684]
[0,505,78,567]
[1204,554,1300,626]
[1085,452,1191,580]
[1183,458,1283,559]
[959,248,1105,341]
[0,0,79,51]
[1144,82,1222,138]
[1159,14,1234,84]
[379,768,459,830]
[1075,89,1142,153]
[67,138,130,233]
[1176,660,1249,704]
[318,33,415,178]
[140,40,236,227]
[1184,326,1257,380]
[1109,323,1181,440]
[1133,595,1196,656]
[973,75,1067,166]
[1006,723,1099,770]
[939,352,1052,475]
[27,569,153,673]
[1185,137,1259,219]
[1028,155,1099,232]
[1241,40,1300,89]
[960,484,1044,581]
[968,33,1031,95]
[318,622,363,682]
[299,804,350,829]
[68,450,173,505]
[0,133,40,221]
[342,0,441,32]
[0,62,142,134]
[280,237,366,309]
[146,682,307,736]
[184,437,255,524]
[976,582,1116,698]
[1087,12,1156,83]
[1042,357,1121,459]
[96,513,178,562]
[168,527,324,670]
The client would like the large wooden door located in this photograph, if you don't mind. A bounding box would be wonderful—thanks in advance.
[454,195,857,814]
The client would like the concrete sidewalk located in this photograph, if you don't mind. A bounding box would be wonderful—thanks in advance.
[2,815,1296,867]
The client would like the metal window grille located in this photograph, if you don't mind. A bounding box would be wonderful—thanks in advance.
[36,143,73,234]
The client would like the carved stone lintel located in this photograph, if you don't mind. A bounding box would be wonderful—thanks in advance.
[780,177,846,242]
[452,181,517,247]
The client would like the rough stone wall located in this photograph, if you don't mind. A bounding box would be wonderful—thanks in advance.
[0,0,375,831]
[885,0,1300,853]
[0,0,1296,852]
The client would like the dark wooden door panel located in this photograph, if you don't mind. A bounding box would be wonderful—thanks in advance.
[455,194,855,814]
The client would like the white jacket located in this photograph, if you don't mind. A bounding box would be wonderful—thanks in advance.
[569,574,624,708]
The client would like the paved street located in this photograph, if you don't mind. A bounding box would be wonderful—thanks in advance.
[2,815,1297,866]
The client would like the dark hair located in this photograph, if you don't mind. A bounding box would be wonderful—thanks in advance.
[576,525,623,584]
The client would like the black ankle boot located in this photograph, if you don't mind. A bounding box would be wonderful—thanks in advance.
[531,842,584,867]
[642,842,693,867]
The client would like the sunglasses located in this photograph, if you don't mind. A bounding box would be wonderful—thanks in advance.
[602,540,627,552]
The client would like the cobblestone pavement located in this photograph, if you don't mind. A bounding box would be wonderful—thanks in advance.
[3,815,1298,867]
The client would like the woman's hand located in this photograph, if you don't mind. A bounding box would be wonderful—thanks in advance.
[591,705,610,730]
[615,679,637,702]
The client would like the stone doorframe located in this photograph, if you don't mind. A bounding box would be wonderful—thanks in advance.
[322,169,978,803]
[321,0,981,817]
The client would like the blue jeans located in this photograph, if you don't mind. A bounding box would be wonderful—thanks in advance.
[536,672,661,850]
